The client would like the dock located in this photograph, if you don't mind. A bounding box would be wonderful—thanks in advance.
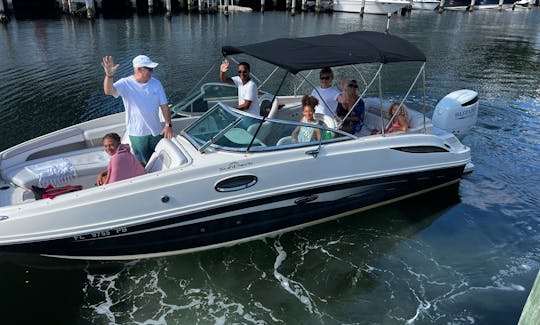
[0,0,538,23]
[519,270,540,325]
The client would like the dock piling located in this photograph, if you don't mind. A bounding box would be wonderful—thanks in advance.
[467,0,475,11]
[85,0,94,18]
[360,0,366,16]
[291,0,295,15]
[0,0,8,23]
[261,0,265,12]
[165,0,172,18]
[518,270,540,325]
[437,0,444,12]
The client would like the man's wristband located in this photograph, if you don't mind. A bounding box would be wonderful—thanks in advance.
[106,75,114,78]
[166,123,172,127]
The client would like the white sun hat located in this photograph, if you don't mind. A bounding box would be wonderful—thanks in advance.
[132,55,159,69]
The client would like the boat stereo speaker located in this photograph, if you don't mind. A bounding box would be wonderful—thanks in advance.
[432,89,479,139]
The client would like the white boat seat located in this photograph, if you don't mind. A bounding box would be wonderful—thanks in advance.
[247,121,273,140]
[314,113,336,129]
[145,139,188,173]
[4,147,110,189]
[406,109,433,133]
[276,136,292,146]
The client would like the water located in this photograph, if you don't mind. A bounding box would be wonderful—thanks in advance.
[1,9,539,324]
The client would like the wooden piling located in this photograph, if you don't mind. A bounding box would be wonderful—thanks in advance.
[291,0,295,15]
[165,0,172,18]
[61,0,69,13]
[0,0,8,24]
[497,0,503,10]
[360,0,366,16]
[518,270,540,325]
[261,0,265,12]
[315,0,321,12]
[85,0,94,18]
[301,0,307,11]
[68,0,74,13]
[148,0,154,13]
[467,0,475,11]
[437,0,444,12]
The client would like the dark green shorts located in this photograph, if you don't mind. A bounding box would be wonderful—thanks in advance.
[129,134,163,165]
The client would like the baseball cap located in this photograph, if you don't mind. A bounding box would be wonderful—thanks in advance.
[132,55,159,69]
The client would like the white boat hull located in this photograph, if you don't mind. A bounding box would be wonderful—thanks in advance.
[412,0,440,10]
[333,0,410,14]
[0,105,471,260]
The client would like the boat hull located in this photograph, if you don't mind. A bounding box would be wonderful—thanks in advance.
[412,0,440,10]
[333,0,409,14]
[4,165,464,260]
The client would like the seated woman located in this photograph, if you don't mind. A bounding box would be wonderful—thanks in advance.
[97,133,147,185]
[291,95,322,143]
[386,102,409,133]
[336,78,365,134]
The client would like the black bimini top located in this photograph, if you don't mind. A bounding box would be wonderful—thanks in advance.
[222,31,426,74]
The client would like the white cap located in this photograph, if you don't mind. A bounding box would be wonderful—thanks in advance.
[132,55,159,69]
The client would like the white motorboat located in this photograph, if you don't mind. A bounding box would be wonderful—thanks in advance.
[412,0,440,10]
[332,0,410,14]
[442,0,533,10]
[0,31,478,260]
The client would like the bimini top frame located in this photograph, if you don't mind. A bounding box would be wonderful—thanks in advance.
[221,31,429,137]
[222,31,426,74]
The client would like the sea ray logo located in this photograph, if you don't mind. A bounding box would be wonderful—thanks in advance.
[219,161,253,171]
[455,107,477,120]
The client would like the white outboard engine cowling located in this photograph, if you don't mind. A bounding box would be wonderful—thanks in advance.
[432,89,479,139]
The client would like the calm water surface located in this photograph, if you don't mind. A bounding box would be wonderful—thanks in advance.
[0,9,539,324]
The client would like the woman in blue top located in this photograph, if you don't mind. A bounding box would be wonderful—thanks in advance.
[336,79,365,134]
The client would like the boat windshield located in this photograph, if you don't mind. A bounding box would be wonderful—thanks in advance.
[171,83,239,116]
[182,103,352,153]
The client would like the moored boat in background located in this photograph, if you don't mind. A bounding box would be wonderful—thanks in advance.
[332,0,410,14]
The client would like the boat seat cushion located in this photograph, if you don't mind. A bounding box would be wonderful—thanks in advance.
[5,148,110,189]
[276,136,293,146]
[146,139,188,173]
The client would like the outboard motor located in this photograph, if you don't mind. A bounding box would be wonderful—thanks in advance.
[432,89,479,139]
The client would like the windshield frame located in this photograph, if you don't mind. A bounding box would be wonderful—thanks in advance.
[182,103,354,153]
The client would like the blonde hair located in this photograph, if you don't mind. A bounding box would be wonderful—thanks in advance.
[389,102,409,121]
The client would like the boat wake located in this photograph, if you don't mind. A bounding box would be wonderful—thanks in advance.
[272,238,321,316]
[78,209,537,324]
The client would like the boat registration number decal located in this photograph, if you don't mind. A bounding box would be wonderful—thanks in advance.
[73,227,128,241]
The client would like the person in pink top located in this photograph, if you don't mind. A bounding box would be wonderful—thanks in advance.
[96,133,147,185]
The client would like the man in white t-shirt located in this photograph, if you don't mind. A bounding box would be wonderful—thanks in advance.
[102,55,173,165]
[219,59,259,117]
[311,67,340,118]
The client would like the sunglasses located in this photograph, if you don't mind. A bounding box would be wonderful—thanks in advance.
[348,84,358,88]
[320,76,331,80]
[143,67,154,72]
[238,70,249,75]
